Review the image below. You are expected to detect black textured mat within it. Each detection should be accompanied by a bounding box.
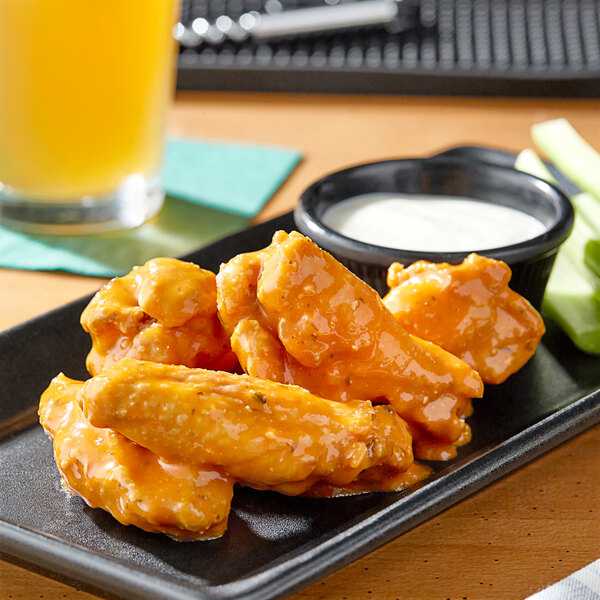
[176,0,600,96]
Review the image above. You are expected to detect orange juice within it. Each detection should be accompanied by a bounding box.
[0,0,179,201]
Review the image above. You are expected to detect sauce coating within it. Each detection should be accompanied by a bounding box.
[81,257,236,376]
[81,358,418,495]
[217,230,484,461]
[383,254,546,384]
[40,232,547,541]
[39,373,234,540]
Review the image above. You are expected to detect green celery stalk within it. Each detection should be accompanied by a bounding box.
[541,252,600,354]
[559,216,600,291]
[514,148,558,183]
[570,193,600,278]
[515,148,600,353]
[585,240,600,280]
[572,192,600,232]
[518,138,600,283]
[531,118,600,200]
[515,148,600,278]
[515,148,600,277]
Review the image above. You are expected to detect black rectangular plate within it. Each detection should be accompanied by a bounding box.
[2,148,600,600]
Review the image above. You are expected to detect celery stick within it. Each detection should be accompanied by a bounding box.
[531,118,600,200]
[515,149,597,275]
[516,148,600,353]
[516,148,600,284]
[571,193,600,279]
[559,215,600,289]
[514,148,558,184]
[542,252,600,354]
[516,148,600,237]
[571,192,600,235]
[585,240,600,280]
[559,213,591,267]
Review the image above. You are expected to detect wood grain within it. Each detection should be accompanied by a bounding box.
[2,92,600,600]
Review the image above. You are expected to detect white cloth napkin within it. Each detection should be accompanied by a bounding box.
[527,559,600,599]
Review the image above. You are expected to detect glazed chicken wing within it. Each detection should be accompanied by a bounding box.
[304,464,431,497]
[383,254,546,384]
[216,231,484,461]
[79,358,420,494]
[39,373,234,540]
[81,257,236,376]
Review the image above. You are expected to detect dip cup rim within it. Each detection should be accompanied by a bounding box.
[294,154,574,268]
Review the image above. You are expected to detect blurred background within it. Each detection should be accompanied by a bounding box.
[174,0,600,96]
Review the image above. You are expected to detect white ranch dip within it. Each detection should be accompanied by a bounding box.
[322,193,546,252]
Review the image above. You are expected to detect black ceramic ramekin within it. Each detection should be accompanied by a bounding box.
[294,153,574,309]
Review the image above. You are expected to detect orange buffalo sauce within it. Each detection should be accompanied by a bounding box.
[39,373,234,541]
[39,232,546,541]
[80,359,418,494]
[39,358,427,539]
[81,257,237,376]
[217,231,484,461]
[383,254,545,384]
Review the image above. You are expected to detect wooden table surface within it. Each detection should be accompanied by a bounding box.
[2,93,600,600]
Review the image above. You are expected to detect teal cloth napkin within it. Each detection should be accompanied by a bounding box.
[165,138,301,217]
[0,139,302,278]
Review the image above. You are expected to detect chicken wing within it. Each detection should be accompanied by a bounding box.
[81,257,236,376]
[383,254,545,384]
[216,231,484,461]
[39,373,234,540]
[303,463,432,497]
[79,358,420,493]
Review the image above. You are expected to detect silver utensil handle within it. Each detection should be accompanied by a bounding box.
[250,0,399,39]
[175,0,406,47]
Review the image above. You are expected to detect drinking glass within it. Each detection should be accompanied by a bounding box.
[0,0,180,234]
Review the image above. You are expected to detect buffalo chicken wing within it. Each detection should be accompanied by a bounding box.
[383,254,545,384]
[81,257,236,376]
[39,373,234,540]
[79,358,421,495]
[217,231,484,460]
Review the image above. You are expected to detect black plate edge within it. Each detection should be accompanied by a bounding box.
[246,387,600,600]
[1,386,599,600]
